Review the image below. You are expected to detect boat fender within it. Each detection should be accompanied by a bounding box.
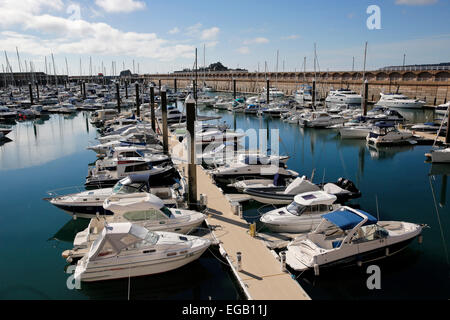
[418,235,423,244]
[385,247,390,256]
[313,263,320,276]
[357,260,363,267]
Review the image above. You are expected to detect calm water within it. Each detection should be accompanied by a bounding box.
[0,101,448,300]
[0,112,240,300]
[194,95,450,300]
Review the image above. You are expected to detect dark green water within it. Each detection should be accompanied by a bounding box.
[194,97,450,300]
[0,112,240,300]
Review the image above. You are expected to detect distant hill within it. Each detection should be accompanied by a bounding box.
[174,62,247,73]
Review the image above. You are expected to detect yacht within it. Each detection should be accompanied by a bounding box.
[339,124,373,139]
[376,93,425,109]
[326,89,362,106]
[299,112,344,128]
[0,106,18,120]
[260,191,341,233]
[428,147,450,163]
[262,87,285,99]
[63,194,205,261]
[366,122,414,146]
[244,176,361,205]
[294,85,313,104]
[85,161,175,189]
[90,109,118,126]
[285,206,423,272]
[46,173,185,218]
[73,222,210,282]
[211,155,298,185]
[435,102,449,116]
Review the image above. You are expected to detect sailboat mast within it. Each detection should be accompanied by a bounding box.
[51,53,57,87]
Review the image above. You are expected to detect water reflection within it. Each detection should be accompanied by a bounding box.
[0,113,97,170]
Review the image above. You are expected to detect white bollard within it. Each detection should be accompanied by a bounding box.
[280,251,287,272]
[236,252,242,271]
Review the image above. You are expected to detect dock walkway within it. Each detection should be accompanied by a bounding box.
[167,132,310,300]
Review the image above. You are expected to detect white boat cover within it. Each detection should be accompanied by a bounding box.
[283,176,320,195]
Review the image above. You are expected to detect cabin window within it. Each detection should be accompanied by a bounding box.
[160,206,173,218]
[124,163,150,172]
[124,209,169,221]
[287,202,306,216]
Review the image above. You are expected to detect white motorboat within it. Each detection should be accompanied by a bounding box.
[435,102,450,115]
[211,155,298,185]
[244,175,361,205]
[299,112,343,128]
[377,93,425,109]
[339,125,373,139]
[428,147,450,163]
[73,222,210,282]
[262,87,285,99]
[366,122,414,146]
[285,206,423,272]
[294,85,313,103]
[85,161,175,189]
[46,173,185,218]
[0,106,17,120]
[326,89,362,106]
[260,191,340,233]
[90,109,118,126]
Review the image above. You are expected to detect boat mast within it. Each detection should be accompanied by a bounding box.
[51,52,57,87]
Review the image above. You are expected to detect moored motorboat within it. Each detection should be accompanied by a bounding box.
[285,206,423,273]
[73,222,210,282]
[260,191,340,233]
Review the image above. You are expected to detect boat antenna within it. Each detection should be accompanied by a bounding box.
[375,194,380,221]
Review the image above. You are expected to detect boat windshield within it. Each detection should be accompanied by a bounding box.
[112,182,143,194]
[286,201,306,216]
[160,206,173,218]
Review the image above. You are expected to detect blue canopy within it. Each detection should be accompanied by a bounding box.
[322,209,378,230]
[374,121,395,128]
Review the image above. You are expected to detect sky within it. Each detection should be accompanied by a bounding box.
[0,0,449,75]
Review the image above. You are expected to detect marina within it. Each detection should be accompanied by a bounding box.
[0,80,449,300]
[0,0,449,304]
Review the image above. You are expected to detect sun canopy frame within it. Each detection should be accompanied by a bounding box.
[322,208,377,230]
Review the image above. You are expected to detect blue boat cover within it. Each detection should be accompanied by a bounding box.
[322,209,378,230]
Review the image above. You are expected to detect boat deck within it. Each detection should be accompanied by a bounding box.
[166,128,310,300]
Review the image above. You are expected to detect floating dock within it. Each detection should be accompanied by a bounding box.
[166,129,310,300]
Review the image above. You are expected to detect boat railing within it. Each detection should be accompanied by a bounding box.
[257,203,279,218]
[46,185,88,198]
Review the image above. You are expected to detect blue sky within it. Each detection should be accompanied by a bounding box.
[0,0,449,75]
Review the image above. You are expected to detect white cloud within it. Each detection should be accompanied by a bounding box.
[201,27,220,40]
[205,41,218,48]
[95,0,146,13]
[237,46,250,54]
[185,23,203,37]
[0,1,194,61]
[168,27,180,34]
[281,35,300,40]
[243,37,269,45]
[395,0,438,5]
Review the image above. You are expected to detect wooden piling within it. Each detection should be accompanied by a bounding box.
[161,87,169,154]
[150,85,156,132]
[135,82,140,118]
[116,82,121,113]
[363,80,369,116]
[28,83,33,105]
[186,95,197,209]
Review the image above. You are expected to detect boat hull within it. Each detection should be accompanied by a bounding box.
[75,245,209,282]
